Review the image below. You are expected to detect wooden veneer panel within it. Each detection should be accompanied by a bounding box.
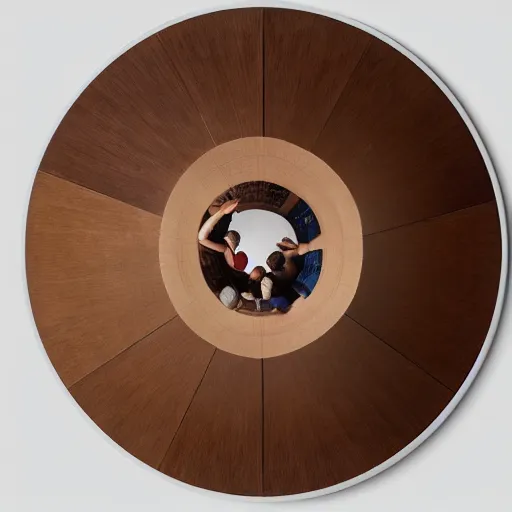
[159,137,363,359]
[158,9,263,144]
[264,8,370,148]
[26,8,503,498]
[313,38,495,234]
[347,201,502,390]
[159,350,262,496]
[39,33,214,215]
[26,172,175,387]
[70,318,215,469]
[263,315,453,496]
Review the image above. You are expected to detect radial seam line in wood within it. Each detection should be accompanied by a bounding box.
[37,171,165,220]
[156,348,218,469]
[260,357,265,495]
[363,200,496,238]
[262,7,266,137]
[345,315,456,393]
[68,315,178,390]
[155,33,218,146]
[309,37,373,152]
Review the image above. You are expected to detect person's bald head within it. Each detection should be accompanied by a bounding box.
[249,265,266,281]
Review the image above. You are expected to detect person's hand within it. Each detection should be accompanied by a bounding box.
[297,242,311,255]
[276,238,297,251]
[220,199,239,214]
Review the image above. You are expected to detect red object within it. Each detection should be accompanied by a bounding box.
[233,251,248,271]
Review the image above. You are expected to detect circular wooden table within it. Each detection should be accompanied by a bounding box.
[160,137,363,358]
[25,7,505,499]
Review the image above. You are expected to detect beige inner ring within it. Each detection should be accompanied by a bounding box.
[159,137,363,358]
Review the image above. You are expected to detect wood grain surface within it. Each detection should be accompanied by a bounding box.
[26,7,504,497]
[70,318,215,469]
[39,34,214,215]
[313,38,495,234]
[263,315,453,496]
[264,8,370,148]
[159,350,263,496]
[347,201,502,390]
[158,9,263,144]
[159,137,363,359]
[26,172,175,387]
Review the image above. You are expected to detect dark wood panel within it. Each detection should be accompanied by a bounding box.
[26,172,175,387]
[263,316,453,496]
[264,8,370,148]
[347,201,502,390]
[158,9,263,144]
[70,319,215,469]
[40,33,214,215]
[160,350,262,496]
[313,38,495,234]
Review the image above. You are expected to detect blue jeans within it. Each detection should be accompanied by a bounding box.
[286,200,321,243]
[269,296,291,311]
[294,250,323,298]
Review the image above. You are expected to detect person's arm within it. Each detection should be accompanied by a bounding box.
[261,276,273,300]
[276,238,300,259]
[277,233,324,259]
[207,204,221,216]
[298,233,324,256]
[198,199,239,253]
[298,233,323,255]
[282,247,299,259]
[198,238,227,253]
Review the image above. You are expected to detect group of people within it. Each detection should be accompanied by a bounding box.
[198,198,322,313]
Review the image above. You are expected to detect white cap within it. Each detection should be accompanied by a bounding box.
[219,286,240,310]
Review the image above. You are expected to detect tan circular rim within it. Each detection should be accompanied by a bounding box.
[159,137,363,358]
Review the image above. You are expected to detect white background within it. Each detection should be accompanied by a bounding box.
[230,210,298,272]
[3,0,512,510]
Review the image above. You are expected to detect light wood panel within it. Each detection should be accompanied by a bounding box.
[40,33,214,215]
[263,316,453,496]
[264,8,370,148]
[313,38,495,234]
[158,9,263,144]
[159,350,262,496]
[347,201,502,390]
[70,318,215,469]
[26,172,175,387]
[159,137,363,359]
